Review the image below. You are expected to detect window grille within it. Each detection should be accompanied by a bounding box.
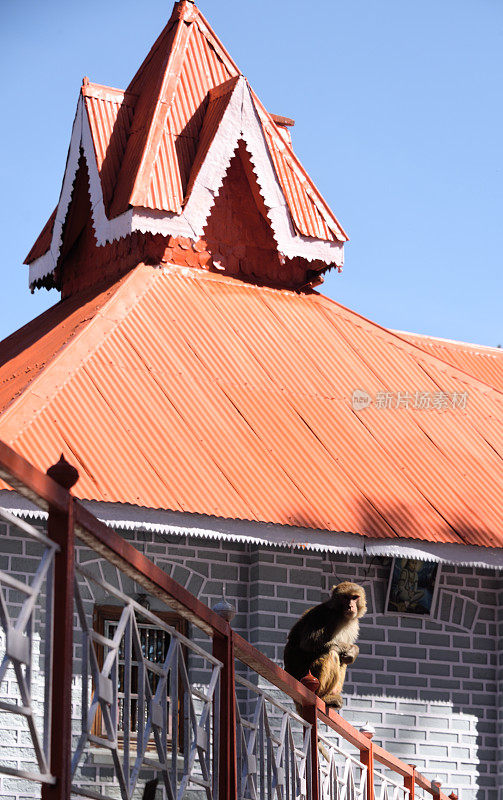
[104,619,173,735]
[92,605,187,744]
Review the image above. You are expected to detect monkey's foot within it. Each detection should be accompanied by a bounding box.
[322,693,343,709]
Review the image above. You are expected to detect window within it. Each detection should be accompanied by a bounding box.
[92,604,187,745]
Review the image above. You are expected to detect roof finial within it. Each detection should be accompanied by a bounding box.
[46,453,79,490]
[212,587,236,623]
[175,1,197,22]
[82,76,90,87]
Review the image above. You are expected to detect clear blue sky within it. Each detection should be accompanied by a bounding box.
[1,0,501,345]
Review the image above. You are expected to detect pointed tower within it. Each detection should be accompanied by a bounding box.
[25,0,347,298]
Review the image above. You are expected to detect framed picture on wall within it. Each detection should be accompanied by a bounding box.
[385,558,440,615]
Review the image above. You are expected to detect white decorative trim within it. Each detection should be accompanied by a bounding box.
[0,493,362,554]
[28,96,134,285]
[81,107,134,244]
[364,538,503,569]
[29,97,83,285]
[29,79,344,285]
[1,492,503,568]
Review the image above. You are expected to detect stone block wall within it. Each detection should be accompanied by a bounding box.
[0,518,501,800]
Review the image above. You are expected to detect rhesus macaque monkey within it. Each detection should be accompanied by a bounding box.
[283,582,366,710]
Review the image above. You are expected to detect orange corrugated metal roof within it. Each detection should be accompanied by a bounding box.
[253,95,345,242]
[394,330,503,393]
[0,277,126,414]
[26,0,346,268]
[1,263,502,548]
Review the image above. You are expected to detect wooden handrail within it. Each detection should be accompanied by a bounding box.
[373,742,414,776]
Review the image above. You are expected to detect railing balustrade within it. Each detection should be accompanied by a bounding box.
[71,562,221,800]
[373,771,410,800]
[235,674,310,800]
[0,442,455,800]
[317,732,367,800]
[0,508,58,787]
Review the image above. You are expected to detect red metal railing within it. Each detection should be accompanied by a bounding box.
[0,440,455,800]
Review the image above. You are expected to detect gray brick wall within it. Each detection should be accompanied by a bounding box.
[0,519,501,800]
[497,585,503,800]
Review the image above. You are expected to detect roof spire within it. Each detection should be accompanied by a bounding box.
[25,0,346,292]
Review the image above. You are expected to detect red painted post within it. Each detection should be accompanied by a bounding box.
[42,455,79,800]
[359,726,374,800]
[300,673,320,800]
[213,627,237,800]
[404,765,416,800]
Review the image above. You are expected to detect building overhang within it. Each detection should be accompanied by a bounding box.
[2,492,503,570]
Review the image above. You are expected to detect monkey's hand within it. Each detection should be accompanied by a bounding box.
[338,644,359,665]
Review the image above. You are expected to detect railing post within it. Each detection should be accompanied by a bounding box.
[301,673,320,800]
[404,765,416,800]
[42,455,79,800]
[213,626,237,800]
[359,724,374,800]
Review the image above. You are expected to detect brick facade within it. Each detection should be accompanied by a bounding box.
[0,518,500,800]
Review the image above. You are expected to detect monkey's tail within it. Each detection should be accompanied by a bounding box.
[318,741,331,762]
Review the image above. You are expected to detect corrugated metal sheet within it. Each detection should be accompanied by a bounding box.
[145,127,184,213]
[263,124,338,242]
[83,86,136,213]
[1,264,502,548]
[0,279,125,413]
[394,331,503,393]
[145,19,236,212]
[252,93,347,243]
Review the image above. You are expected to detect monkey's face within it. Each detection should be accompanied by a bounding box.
[331,582,367,619]
[341,593,360,619]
